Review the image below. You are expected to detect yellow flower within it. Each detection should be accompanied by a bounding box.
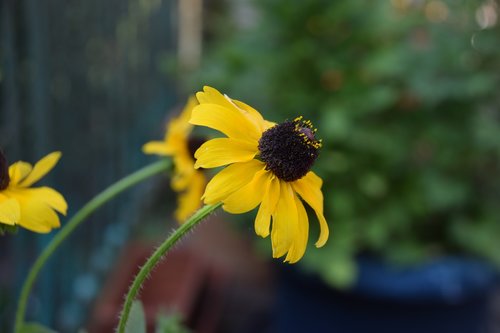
[0,151,68,233]
[190,86,329,263]
[143,96,206,222]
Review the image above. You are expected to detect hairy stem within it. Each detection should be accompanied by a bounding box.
[116,203,222,333]
[14,159,171,333]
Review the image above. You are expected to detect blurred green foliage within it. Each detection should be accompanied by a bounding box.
[155,312,191,333]
[188,0,500,287]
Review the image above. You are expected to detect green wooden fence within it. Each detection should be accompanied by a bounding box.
[0,0,178,331]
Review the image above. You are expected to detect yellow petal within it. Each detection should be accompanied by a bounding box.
[292,172,329,247]
[175,171,205,222]
[17,198,61,233]
[144,96,197,157]
[196,86,237,110]
[232,99,276,132]
[196,86,274,134]
[0,195,20,225]
[18,152,61,187]
[190,104,261,142]
[8,162,33,185]
[254,174,280,238]
[175,95,198,133]
[284,195,309,263]
[222,170,268,214]
[171,156,195,191]
[142,141,173,156]
[194,138,258,169]
[165,113,194,142]
[271,181,297,259]
[203,160,265,204]
[24,187,68,215]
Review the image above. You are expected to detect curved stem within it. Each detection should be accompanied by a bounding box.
[116,203,222,333]
[14,159,171,333]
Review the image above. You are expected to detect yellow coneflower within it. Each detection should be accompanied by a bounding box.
[143,96,206,222]
[190,86,329,263]
[0,151,67,233]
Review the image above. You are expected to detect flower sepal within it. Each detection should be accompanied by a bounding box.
[0,223,19,236]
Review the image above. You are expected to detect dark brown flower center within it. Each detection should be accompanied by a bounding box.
[0,150,10,190]
[258,116,321,182]
[188,136,206,160]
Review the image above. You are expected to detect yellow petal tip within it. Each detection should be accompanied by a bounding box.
[314,238,328,248]
[49,151,62,158]
[256,231,270,238]
[47,151,62,164]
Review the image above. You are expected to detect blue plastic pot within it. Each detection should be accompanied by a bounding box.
[275,257,498,333]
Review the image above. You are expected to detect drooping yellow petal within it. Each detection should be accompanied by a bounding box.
[190,104,262,142]
[142,141,173,156]
[254,174,280,238]
[0,195,20,225]
[8,162,32,185]
[222,170,268,214]
[271,181,298,259]
[292,171,329,247]
[18,152,61,187]
[284,195,309,263]
[194,138,258,169]
[22,187,68,215]
[175,171,205,222]
[203,159,265,204]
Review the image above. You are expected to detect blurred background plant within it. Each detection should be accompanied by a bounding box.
[183,0,500,288]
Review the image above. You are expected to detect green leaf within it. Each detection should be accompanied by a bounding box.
[20,323,57,333]
[125,300,146,333]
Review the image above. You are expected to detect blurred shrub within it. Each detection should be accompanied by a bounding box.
[188,0,500,287]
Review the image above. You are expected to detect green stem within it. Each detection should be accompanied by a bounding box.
[116,203,222,333]
[14,159,171,333]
